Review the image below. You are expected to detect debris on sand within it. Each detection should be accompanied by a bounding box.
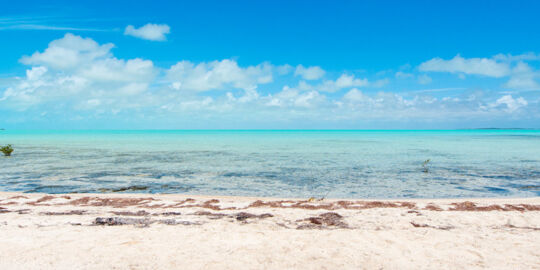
[297,212,348,229]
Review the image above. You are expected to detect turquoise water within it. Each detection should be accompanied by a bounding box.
[0,130,539,198]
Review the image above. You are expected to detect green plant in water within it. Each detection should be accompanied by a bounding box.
[422,159,431,173]
[1,144,14,156]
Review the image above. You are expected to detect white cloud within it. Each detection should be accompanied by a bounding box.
[166,59,273,92]
[276,64,293,75]
[26,66,47,80]
[419,55,510,77]
[265,86,326,108]
[343,88,367,102]
[492,52,540,62]
[2,33,156,111]
[2,33,538,126]
[299,74,372,92]
[371,78,389,88]
[490,95,527,112]
[505,77,539,90]
[124,23,170,41]
[80,58,154,82]
[418,74,432,85]
[503,62,540,90]
[294,65,325,80]
[395,71,413,79]
[20,33,113,69]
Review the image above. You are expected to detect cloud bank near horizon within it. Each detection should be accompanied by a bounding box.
[1,33,539,128]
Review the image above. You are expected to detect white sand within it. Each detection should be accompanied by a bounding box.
[0,192,539,269]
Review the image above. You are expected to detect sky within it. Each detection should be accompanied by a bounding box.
[1,0,539,129]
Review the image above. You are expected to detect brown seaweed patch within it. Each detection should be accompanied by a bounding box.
[111,210,150,216]
[190,211,273,221]
[407,210,422,216]
[411,222,454,230]
[26,195,57,206]
[423,204,443,211]
[199,199,237,210]
[248,200,416,211]
[158,219,201,226]
[93,217,153,227]
[172,199,237,211]
[192,211,228,219]
[504,224,540,231]
[0,202,17,206]
[158,212,182,216]
[93,217,201,227]
[16,209,31,214]
[40,210,86,215]
[514,204,540,211]
[235,212,273,221]
[66,197,155,208]
[449,202,540,211]
[8,195,28,200]
[297,212,348,229]
[36,195,56,203]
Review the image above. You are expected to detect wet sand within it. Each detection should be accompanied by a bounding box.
[0,192,539,269]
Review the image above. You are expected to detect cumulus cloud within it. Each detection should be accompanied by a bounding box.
[299,74,375,92]
[1,33,539,127]
[503,62,540,90]
[294,65,325,80]
[124,23,170,41]
[395,71,413,79]
[489,95,528,112]
[492,52,540,62]
[266,86,326,108]
[417,74,432,85]
[419,55,510,77]
[276,64,293,75]
[166,59,273,91]
[2,33,156,111]
[20,33,114,69]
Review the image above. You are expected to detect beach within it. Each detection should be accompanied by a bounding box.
[0,192,538,269]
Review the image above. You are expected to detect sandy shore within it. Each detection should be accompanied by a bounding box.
[0,192,539,269]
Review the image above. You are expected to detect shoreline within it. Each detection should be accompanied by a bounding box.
[1,192,539,269]
[2,191,539,203]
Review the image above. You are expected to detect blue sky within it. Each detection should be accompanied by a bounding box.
[1,0,539,129]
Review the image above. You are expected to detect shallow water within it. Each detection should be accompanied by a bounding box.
[1,130,539,198]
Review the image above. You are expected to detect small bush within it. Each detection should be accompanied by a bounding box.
[1,145,14,156]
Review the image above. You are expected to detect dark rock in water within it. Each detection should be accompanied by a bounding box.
[93,217,153,227]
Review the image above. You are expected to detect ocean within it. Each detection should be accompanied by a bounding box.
[1,130,539,198]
